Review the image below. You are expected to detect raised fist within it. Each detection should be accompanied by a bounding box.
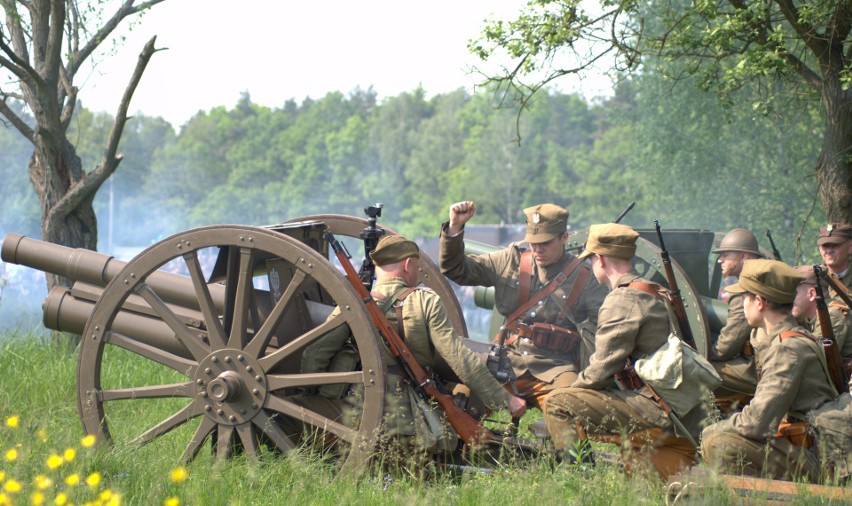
[448,201,476,235]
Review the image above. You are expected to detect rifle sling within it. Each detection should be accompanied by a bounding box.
[779,330,840,398]
[372,286,418,341]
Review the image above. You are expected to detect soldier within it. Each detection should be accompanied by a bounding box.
[544,224,708,479]
[300,234,526,463]
[438,201,608,414]
[708,228,763,410]
[791,265,852,364]
[701,260,837,482]
[818,223,852,297]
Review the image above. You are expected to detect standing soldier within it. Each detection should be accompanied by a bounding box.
[544,224,708,478]
[818,223,852,297]
[439,201,608,414]
[701,260,837,482]
[708,228,763,411]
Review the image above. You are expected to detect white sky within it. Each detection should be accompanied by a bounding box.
[76,0,615,127]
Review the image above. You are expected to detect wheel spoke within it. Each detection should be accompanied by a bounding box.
[100,382,195,401]
[106,331,197,377]
[227,247,255,349]
[258,311,347,371]
[180,416,217,463]
[264,394,356,443]
[135,283,210,361]
[183,251,227,350]
[129,401,205,447]
[267,371,363,391]
[252,410,296,451]
[216,424,235,459]
[235,422,259,459]
[244,269,308,358]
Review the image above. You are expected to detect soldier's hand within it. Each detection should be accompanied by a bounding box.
[448,201,475,235]
[508,395,527,419]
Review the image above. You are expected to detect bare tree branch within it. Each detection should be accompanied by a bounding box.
[0,97,34,142]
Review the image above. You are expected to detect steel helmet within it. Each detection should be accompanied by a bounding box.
[712,228,761,256]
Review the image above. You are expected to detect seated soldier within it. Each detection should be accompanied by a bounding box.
[544,224,709,480]
[298,234,525,466]
[701,260,838,482]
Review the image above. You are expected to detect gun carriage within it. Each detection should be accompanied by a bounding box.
[1,212,738,471]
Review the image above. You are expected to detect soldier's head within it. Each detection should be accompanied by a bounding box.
[523,203,569,267]
[817,223,852,274]
[725,259,802,327]
[791,265,819,322]
[578,223,639,287]
[370,234,420,286]
[713,228,762,278]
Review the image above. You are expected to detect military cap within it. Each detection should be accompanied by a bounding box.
[578,223,640,260]
[724,259,803,304]
[369,234,419,266]
[524,203,569,243]
[817,223,852,246]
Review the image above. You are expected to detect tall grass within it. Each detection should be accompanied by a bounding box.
[0,334,843,505]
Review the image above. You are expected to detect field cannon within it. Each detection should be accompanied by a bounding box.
[1,215,475,473]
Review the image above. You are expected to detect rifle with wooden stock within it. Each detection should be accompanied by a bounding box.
[653,220,697,350]
[766,230,782,261]
[812,265,849,393]
[324,231,494,445]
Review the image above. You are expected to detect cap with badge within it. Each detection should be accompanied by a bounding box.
[369,234,420,266]
[724,259,803,304]
[578,223,640,260]
[817,223,852,246]
[524,203,569,243]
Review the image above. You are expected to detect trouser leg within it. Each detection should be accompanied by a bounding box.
[507,370,578,414]
[701,427,821,481]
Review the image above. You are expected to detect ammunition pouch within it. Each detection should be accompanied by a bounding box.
[614,366,645,391]
[516,322,581,354]
[775,421,814,449]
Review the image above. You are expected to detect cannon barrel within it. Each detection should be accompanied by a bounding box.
[1,232,225,313]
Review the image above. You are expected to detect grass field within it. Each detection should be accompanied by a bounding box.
[0,332,846,505]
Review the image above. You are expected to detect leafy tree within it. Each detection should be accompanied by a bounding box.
[470,0,852,222]
[0,0,166,287]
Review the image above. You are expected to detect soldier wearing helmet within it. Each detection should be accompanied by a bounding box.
[709,228,763,412]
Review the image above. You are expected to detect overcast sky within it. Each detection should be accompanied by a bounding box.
[76,0,614,127]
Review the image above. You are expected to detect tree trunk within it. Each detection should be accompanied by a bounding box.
[816,81,852,224]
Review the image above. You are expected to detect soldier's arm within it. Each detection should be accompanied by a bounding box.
[709,293,752,361]
[438,222,510,287]
[300,308,352,374]
[572,289,638,389]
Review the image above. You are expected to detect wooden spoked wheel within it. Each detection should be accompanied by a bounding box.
[77,226,385,472]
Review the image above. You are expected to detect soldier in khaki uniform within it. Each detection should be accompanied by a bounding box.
[701,260,838,482]
[818,223,852,298]
[300,235,526,460]
[544,224,708,479]
[792,265,852,364]
[439,201,608,414]
[708,228,763,410]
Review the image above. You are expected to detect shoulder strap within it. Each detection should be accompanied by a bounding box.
[518,250,534,306]
[372,286,418,340]
[627,281,663,300]
[502,255,586,331]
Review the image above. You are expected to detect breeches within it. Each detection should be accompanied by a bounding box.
[506,370,578,413]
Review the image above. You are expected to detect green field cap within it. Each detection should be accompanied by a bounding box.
[524,203,568,243]
[724,259,803,304]
[817,223,852,246]
[369,234,419,266]
[578,223,639,260]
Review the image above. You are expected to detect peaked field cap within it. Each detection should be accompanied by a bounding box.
[817,223,852,246]
[524,203,569,243]
[724,259,803,304]
[578,223,640,260]
[369,234,419,266]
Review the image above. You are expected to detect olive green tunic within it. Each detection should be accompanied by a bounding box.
[811,301,852,359]
[301,276,511,443]
[439,222,608,381]
[709,293,758,396]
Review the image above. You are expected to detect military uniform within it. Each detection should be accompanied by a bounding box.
[545,224,708,479]
[300,236,511,455]
[818,223,852,299]
[439,204,607,410]
[701,260,838,482]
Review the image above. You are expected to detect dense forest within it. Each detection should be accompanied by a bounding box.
[0,73,826,263]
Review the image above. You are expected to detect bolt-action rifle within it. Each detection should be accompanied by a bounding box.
[357,203,386,290]
[325,231,494,445]
[813,265,852,392]
[614,202,635,224]
[766,230,782,261]
[654,220,697,350]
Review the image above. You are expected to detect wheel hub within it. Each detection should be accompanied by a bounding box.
[196,349,267,425]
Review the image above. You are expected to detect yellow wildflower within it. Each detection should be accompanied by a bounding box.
[2,479,22,493]
[0,471,4,481]
[80,435,96,448]
[85,472,101,489]
[104,492,122,506]
[168,466,188,484]
[31,491,46,505]
[55,492,68,505]
[4,448,17,462]
[63,448,76,462]
[164,497,180,506]
[65,473,80,486]
[46,454,63,470]
[4,416,18,429]
[0,493,10,506]
[34,474,53,490]
[37,429,48,442]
